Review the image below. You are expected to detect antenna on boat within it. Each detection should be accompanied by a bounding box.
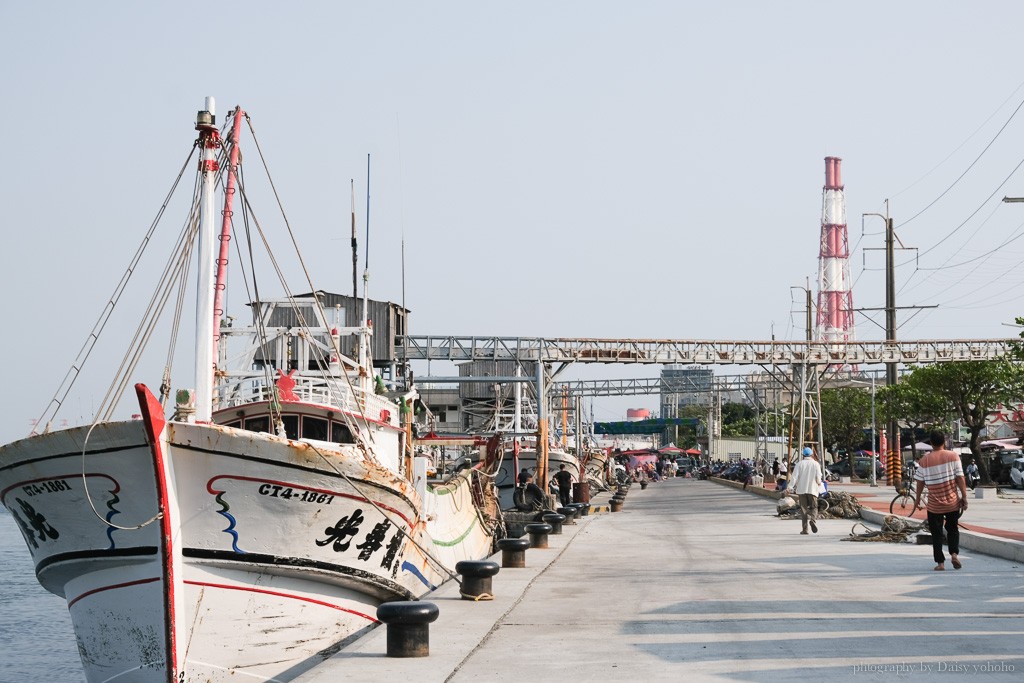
[351,179,357,299]
[359,154,371,375]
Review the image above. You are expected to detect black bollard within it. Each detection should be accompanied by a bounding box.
[542,512,566,535]
[576,502,590,517]
[610,498,623,512]
[376,601,439,658]
[455,560,500,600]
[525,522,552,548]
[497,537,530,568]
[557,506,577,525]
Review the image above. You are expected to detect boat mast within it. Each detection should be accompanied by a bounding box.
[359,155,371,394]
[212,107,244,394]
[351,179,358,299]
[194,97,219,422]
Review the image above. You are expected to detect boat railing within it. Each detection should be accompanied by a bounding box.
[215,374,365,414]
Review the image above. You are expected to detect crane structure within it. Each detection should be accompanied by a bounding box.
[816,156,856,346]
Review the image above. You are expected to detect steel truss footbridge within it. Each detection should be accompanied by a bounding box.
[400,336,1019,366]
[403,335,1021,466]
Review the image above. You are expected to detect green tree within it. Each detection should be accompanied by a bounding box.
[820,387,872,480]
[901,360,1024,486]
[876,380,948,464]
[667,404,706,449]
[721,402,756,438]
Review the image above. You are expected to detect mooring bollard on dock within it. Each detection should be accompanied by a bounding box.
[557,506,577,524]
[497,537,530,568]
[525,522,552,548]
[376,601,439,658]
[610,497,624,512]
[455,560,500,600]
[542,511,565,534]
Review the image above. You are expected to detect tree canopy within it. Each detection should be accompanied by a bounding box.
[819,387,872,477]
[897,360,1024,485]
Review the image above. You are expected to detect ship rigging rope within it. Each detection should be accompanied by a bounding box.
[306,442,461,585]
[33,144,198,434]
[99,184,202,421]
[234,159,370,454]
[231,155,285,429]
[240,114,379,455]
[79,422,163,530]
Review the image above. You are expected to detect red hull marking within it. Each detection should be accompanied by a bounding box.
[206,474,415,528]
[183,580,378,623]
[1,472,119,502]
[67,576,161,609]
[135,384,178,677]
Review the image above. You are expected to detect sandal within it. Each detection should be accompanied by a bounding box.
[951,557,962,570]
[934,565,945,571]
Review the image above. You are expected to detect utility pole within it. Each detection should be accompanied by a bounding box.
[884,209,899,486]
[861,203,932,486]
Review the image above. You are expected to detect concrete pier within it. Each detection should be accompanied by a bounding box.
[295,478,1024,682]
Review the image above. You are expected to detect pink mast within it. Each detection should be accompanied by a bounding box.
[212,107,245,365]
[816,157,855,348]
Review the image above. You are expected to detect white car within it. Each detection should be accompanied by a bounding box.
[1010,457,1024,489]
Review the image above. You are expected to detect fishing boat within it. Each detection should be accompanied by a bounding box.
[582,446,613,491]
[498,441,580,509]
[0,100,501,682]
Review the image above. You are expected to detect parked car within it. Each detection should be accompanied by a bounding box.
[827,456,884,479]
[674,456,697,474]
[984,448,1023,485]
[1008,457,1024,489]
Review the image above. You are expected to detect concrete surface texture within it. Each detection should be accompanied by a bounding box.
[296,478,1024,683]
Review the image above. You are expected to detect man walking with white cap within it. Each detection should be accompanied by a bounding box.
[789,447,823,534]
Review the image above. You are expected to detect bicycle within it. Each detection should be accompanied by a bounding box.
[890,484,927,518]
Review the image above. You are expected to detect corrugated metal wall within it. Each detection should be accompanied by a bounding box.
[254,291,408,369]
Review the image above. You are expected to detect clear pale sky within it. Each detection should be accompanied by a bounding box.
[3,2,1024,445]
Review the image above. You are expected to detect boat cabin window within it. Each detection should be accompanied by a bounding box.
[303,416,329,441]
[244,415,271,433]
[282,415,299,440]
[223,420,241,429]
[332,422,354,444]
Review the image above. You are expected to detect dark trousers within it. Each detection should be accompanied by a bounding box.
[558,485,571,506]
[926,509,961,564]
[797,493,818,532]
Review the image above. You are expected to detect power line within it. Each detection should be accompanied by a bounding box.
[899,90,1024,229]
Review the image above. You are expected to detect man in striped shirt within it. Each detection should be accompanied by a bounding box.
[912,430,968,571]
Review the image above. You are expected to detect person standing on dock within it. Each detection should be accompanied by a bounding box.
[553,464,574,507]
[789,447,822,534]
[913,430,968,571]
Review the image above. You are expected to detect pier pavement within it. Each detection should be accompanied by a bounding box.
[296,478,1024,683]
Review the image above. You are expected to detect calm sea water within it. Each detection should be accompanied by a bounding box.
[0,507,84,682]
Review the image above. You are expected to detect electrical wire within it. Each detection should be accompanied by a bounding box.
[898,91,1024,229]
[890,78,1024,204]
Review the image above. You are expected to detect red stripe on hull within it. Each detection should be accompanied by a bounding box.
[67,577,161,609]
[183,580,379,622]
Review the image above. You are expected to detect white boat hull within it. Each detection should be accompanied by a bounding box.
[495,448,579,509]
[0,405,497,681]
